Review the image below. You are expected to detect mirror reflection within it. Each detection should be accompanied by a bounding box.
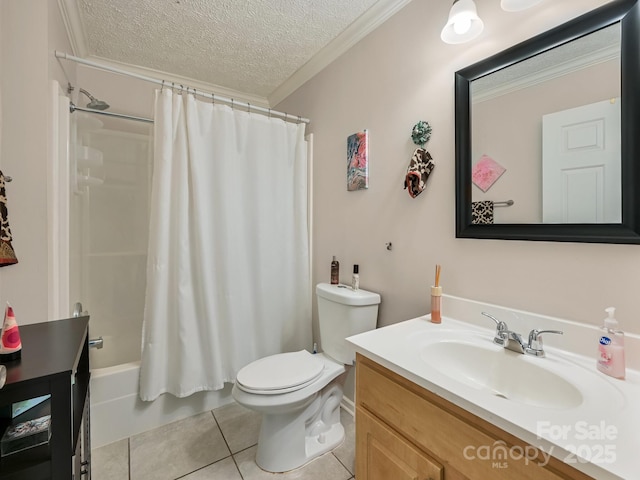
[470,23,621,224]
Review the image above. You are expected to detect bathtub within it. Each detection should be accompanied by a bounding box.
[90,361,234,448]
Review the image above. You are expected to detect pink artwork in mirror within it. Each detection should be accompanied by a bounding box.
[472,154,506,192]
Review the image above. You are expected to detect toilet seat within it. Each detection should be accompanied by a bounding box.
[236,350,325,395]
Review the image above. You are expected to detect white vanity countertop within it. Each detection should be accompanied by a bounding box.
[347,307,640,480]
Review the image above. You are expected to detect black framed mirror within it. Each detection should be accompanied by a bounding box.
[455,0,640,243]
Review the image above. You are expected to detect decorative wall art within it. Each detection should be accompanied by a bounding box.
[347,130,369,191]
[411,120,432,148]
[404,121,435,198]
[404,149,435,198]
[472,154,506,192]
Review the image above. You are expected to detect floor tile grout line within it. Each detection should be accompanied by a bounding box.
[331,451,354,477]
[128,413,234,480]
[231,442,258,456]
[230,453,245,480]
[173,458,230,480]
[172,453,237,480]
[210,408,246,479]
[210,409,233,455]
[171,410,239,479]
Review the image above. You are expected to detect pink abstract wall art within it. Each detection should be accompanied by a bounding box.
[347,130,369,191]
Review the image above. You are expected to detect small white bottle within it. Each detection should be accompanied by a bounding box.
[352,264,359,291]
[596,307,625,379]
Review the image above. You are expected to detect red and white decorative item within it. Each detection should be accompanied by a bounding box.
[0,303,21,362]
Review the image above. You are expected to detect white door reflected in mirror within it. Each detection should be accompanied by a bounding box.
[542,98,621,223]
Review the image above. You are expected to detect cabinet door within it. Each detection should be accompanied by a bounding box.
[357,408,443,480]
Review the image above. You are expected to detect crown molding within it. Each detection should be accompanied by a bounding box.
[57,0,88,57]
[80,55,271,108]
[472,45,619,103]
[268,0,413,107]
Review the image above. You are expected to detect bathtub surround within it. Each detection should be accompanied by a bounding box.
[140,89,311,401]
[71,111,153,371]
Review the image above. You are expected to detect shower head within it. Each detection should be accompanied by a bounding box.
[79,88,110,111]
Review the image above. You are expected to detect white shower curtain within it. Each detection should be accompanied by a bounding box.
[139,89,311,401]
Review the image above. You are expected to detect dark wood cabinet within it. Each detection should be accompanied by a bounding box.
[0,316,90,480]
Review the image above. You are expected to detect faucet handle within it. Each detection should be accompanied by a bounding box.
[526,329,563,357]
[481,312,508,346]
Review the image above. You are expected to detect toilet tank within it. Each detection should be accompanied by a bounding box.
[316,283,381,364]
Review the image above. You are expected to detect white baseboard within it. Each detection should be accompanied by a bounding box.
[341,396,355,418]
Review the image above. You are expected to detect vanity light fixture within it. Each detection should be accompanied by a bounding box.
[501,0,543,12]
[441,0,484,44]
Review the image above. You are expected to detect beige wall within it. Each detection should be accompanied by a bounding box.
[276,0,640,339]
[0,0,75,325]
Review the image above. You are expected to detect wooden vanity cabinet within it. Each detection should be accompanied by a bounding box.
[355,354,594,480]
[357,407,443,480]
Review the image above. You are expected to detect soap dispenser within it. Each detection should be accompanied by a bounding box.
[597,307,625,379]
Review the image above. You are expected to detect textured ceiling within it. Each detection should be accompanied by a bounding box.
[68,0,400,103]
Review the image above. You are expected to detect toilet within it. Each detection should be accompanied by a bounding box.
[231,282,380,472]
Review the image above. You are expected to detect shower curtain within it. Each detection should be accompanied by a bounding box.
[140,89,311,401]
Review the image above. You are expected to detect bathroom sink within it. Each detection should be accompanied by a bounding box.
[348,312,637,480]
[418,334,583,409]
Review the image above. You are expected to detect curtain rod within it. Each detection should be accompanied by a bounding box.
[55,51,311,124]
[70,103,154,124]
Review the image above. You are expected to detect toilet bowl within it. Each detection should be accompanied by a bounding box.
[232,283,380,473]
[232,352,346,472]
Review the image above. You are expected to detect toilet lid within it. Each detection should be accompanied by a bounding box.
[236,350,324,394]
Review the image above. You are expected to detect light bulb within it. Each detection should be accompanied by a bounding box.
[441,0,484,44]
[453,17,472,35]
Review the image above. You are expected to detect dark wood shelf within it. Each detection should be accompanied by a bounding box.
[0,316,90,480]
[0,444,50,480]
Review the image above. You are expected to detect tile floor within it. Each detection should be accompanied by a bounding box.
[91,402,355,480]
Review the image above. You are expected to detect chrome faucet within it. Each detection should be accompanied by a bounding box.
[481,312,508,346]
[481,312,563,357]
[525,329,563,357]
[502,330,527,354]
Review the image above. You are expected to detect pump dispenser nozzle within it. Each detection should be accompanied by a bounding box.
[604,307,618,329]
